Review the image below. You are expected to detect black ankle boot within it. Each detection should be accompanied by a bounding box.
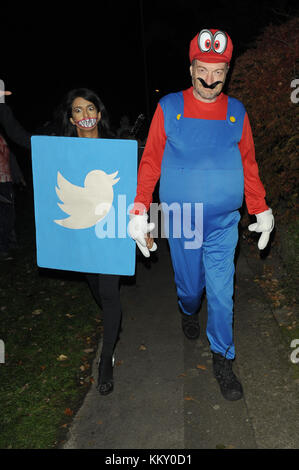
[212,352,243,401]
[181,313,200,339]
[97,355,114,396]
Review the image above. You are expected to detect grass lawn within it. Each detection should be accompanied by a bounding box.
[0,187,103,449]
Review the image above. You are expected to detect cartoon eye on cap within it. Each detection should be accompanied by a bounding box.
[198,29,213,52]
[198,29,228,54]
[189,29,233,64]
[213,31,227,54]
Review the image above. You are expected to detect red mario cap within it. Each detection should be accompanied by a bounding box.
[189,29,233,64]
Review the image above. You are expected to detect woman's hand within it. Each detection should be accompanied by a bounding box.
[145,233,155,250]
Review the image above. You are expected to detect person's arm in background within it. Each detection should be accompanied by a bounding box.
[0,103,31,149]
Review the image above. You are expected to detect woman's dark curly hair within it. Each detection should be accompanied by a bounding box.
[56,88,113,138]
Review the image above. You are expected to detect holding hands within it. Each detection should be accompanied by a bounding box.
[128,213,157,258]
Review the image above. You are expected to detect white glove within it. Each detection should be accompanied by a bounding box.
[248,208,274,250]
[128,213,157,258]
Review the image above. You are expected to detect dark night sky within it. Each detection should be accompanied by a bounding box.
[1,0,298,132]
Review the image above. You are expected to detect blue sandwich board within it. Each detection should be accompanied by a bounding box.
[31,136,137,275]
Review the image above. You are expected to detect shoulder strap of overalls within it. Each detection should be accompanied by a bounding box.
[159,92,184,137]
[226,96,247,142]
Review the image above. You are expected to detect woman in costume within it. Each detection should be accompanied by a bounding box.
[57,88,156,395]
[58,88,119,395]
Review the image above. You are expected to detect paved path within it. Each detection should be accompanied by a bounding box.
[63,238,299,450]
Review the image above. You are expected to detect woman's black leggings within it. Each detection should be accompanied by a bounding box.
[86,273,122,357]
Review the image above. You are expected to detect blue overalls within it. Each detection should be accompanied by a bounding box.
[159,92,246,359]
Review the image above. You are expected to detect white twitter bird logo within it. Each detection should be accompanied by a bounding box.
[54,169,120,229]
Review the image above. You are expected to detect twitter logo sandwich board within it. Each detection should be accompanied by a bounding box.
[31,136,137,275]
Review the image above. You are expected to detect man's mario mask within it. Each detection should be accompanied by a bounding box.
[189,29,233,64]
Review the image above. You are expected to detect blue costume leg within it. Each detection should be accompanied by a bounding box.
[166,209,205,316]
[203,210,240,360]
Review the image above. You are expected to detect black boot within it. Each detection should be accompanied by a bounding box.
[97,355,114,396]
[182,313,200,339]
[212,352,243,401]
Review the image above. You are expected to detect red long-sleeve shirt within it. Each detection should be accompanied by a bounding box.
[134,87,268,215]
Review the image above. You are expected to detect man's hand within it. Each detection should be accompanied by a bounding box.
[248,208,274,250]
[128,213,157,258]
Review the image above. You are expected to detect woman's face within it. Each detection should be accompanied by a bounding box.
[70,97,101,134]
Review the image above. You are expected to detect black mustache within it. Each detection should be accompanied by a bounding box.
[198,78,223,89]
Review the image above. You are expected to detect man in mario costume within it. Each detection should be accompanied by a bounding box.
[129,29,274,401]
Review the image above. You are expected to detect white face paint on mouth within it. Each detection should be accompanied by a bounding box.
[76,118,97,129]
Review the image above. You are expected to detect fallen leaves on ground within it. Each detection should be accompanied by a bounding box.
[32,309,42,315]
[19,383,29,393]
[254,266,286,307]
[57,354,68,361]
[184,395,201,404]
